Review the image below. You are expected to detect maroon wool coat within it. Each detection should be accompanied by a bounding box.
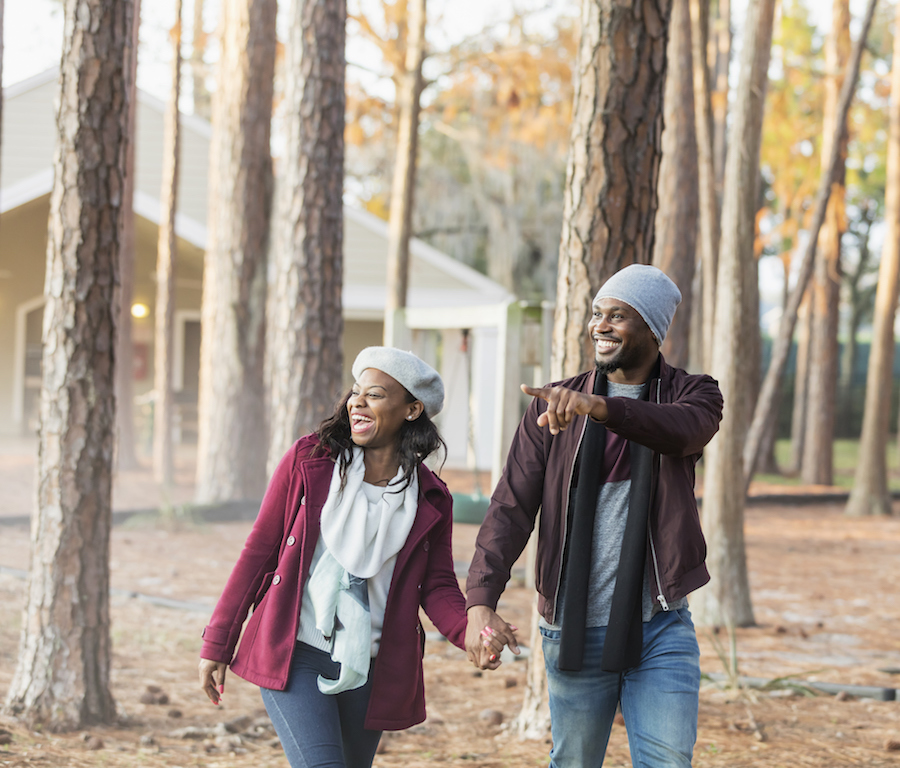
[200,435,468,731]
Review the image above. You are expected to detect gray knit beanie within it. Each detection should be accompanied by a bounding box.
[351,347,445,418]
[593,264,682,345]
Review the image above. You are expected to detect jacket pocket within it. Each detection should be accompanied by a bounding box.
[254,571,275,608]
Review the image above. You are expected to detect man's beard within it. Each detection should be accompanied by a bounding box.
[595,359,621,376]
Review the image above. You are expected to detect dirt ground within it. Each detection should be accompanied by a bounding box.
[0,454,899,767]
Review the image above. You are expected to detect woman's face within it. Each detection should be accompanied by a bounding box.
[347,368,423,450]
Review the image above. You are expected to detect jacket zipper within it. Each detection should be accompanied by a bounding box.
[552,411,590,622]
[647,376,669,611]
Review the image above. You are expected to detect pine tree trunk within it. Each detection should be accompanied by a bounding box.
[711,0,730,195]
[789,294,811,474]
[4,0,132,730]
[654,0,697,370]
[520,0,673,734]
[691,0,776,629]
[553,0,673,378]
[801,0,850,486]
[266,0,346,470]
[742,0,878,485]
[115,0,141,470]
[384,0,426,345]
[195,0,275,504]
[845,0,900,517]
[690,0,721,371]
[153,0,183,488]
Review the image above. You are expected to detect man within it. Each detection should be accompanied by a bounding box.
[465,264,723,767]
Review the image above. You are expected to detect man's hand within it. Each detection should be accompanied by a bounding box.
[466,605,520,670]
[521,383,608,435]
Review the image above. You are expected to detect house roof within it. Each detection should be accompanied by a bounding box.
[1,69,513,317]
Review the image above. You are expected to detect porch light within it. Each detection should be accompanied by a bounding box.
[131,303,150,319]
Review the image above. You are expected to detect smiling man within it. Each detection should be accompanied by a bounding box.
[465,264,724,768]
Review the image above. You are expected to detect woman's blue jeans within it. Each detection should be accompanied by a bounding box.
[541,607,701,768]
[260,642,382,768]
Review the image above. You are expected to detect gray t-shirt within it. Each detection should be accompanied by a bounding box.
[545,381,686,630]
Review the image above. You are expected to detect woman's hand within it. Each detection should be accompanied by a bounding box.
[199,658,228,705]
[465,605,519,670]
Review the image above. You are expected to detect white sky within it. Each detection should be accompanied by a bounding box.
[3,0,576,99]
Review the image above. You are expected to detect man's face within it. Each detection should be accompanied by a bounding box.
[587,298,659,381]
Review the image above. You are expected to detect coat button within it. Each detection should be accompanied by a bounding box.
[272,575,281,585]
[300,496,306,505]
[423,541,430,552]
[286,536,296,546]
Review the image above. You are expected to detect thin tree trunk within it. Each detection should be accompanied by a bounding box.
[789,293,811,473]
[692,0,776,629]
[195,0,276,504]
[4,0,133,730]
[845,0,900,517]
[690,0,720,371]
[266,0,346,470]
[153,0,183,488]
[711,0,730,195]
[384,0,426,346]
[191,0,210,119]
[743,0,878,486]
[654,0,697,369]
[116,0,141,470]
[802,0,850,486]
[552,0,673,378]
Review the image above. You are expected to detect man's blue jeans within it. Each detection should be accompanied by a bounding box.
[541,607,701,768]
[260,642,382,768]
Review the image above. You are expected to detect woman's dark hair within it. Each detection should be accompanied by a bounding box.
[315,387,446,491]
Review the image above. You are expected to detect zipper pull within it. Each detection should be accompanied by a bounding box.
[657,594,669,611]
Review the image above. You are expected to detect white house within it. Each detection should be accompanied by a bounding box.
[0,69,547,476]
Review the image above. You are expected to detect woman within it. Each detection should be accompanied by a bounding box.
[198,347,503,768]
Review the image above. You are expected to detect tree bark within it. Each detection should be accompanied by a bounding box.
[520,0,673,734]
[195,0,276,504]
[788,292,811,473]
[654,0,697,370]
[553,0,673,378]
[801,0,850,486]
[115,0,141,471]
[689,0,720,370]
[711,0,730,195]
[4,0,133,730]
[742,0,879,486]
[266,0,346,471]
[845,0,900,517]
[384,0,426,345]
[692,0,776,628]
[191,0,211,119]
[153,0,183,488]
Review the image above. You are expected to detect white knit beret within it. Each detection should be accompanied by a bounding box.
[351,346,445,418]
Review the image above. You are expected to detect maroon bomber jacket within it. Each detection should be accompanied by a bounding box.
[465,354,724,625]
[200,435,468,731]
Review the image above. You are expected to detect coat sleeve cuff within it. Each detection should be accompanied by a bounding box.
[464,586,501,612]
[200,625,233,663]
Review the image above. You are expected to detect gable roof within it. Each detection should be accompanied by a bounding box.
[1,69,513,315]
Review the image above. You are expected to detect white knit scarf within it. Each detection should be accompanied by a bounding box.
[308,447,418,694]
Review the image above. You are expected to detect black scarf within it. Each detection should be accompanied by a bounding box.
[557,360,658,673]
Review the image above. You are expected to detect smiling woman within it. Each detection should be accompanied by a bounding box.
[197,346,498,768]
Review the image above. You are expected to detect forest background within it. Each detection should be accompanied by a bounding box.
[1,0,900,751]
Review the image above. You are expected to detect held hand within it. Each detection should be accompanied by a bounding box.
[465,605,520,671]
[199,658,228,705]
[521,384,607,435]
